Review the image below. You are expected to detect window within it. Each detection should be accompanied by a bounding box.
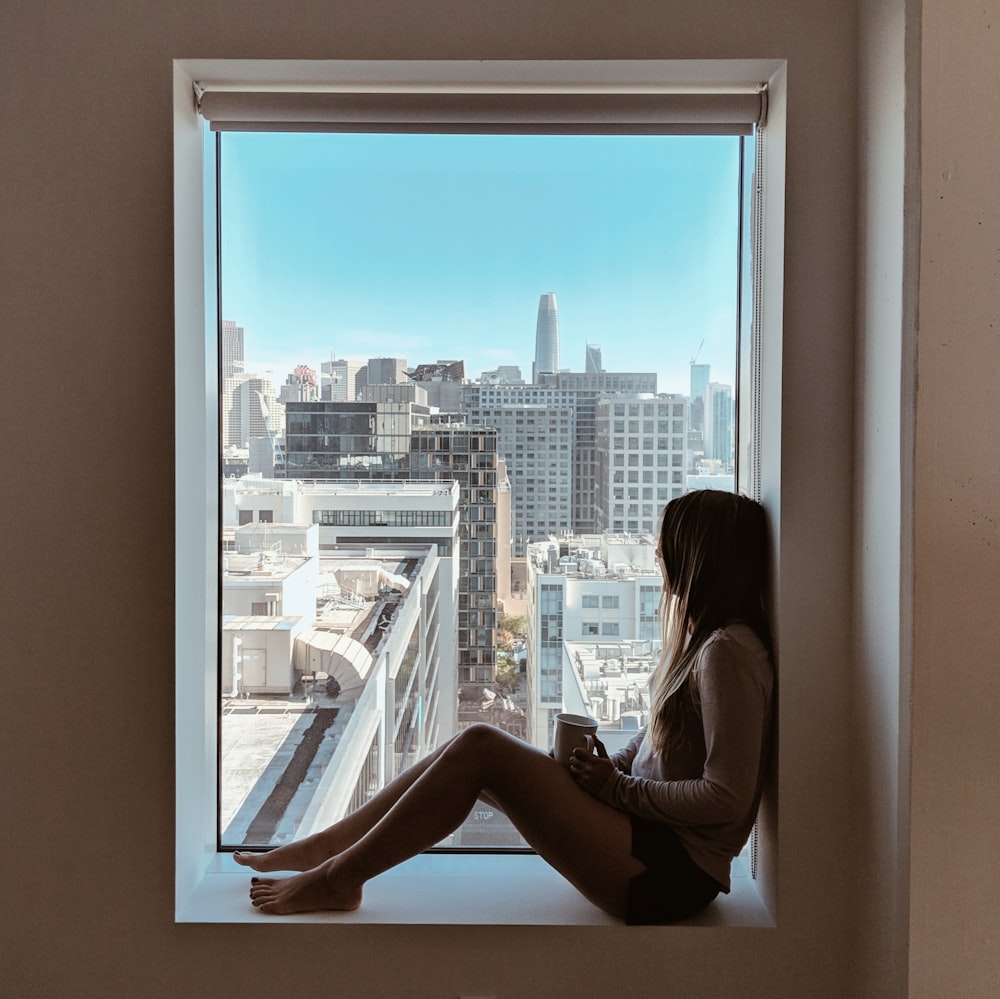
[218,122,745,844]
[177,57,782,923]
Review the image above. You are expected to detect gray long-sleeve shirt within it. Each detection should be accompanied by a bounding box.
[596,623,774,891]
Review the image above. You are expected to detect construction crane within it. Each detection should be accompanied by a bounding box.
[690,339,705,366]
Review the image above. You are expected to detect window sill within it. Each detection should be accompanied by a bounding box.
[177,852,775,926]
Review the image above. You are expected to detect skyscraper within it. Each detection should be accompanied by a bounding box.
[531,293,560,383]
[278,364,319,404]
[465,370,658,550]
[689,361,710,435]
[534,370,657,535]
[585,343,602,374]
[690,362,710,400]
[594,394,688,534]
[462,382,574,555]
[321,357,365,402]
[222,320,244,380]
[224,375,282,448]
[410,424,502,686]
[281,400,503,688]
[704,382,734,466]
[366,356,408,385]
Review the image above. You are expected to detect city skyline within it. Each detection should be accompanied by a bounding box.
[220,131,744,395]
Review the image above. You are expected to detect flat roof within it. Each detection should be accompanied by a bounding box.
[223,615,301,632]
[221,548,426,846]
[294,480,458,497]
[223,551,312,581]
[316,553,419,648]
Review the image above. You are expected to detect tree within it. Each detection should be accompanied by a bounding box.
[494,651,519,695]
[498,613,527,648]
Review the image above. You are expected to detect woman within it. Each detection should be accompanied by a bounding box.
[238,490,775,923]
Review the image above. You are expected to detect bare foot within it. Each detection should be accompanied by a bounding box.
[248,863,363,915]
[233,837,337,873]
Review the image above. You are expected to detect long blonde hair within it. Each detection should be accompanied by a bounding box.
[647,491,771,756]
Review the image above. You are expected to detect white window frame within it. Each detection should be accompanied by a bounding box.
[174,58,786,925]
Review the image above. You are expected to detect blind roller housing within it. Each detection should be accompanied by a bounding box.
[197,90,764,135]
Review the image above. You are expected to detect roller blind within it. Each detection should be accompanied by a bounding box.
[196,89,765,135]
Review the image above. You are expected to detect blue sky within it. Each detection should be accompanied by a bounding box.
[221,131,744,396]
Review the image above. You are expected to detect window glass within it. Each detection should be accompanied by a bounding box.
[217,129,747,851]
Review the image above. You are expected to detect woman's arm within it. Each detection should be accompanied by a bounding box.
[590,633,773,826]
[608,729,645,774]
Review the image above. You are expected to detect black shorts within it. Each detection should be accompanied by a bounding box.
[626,816,725,925]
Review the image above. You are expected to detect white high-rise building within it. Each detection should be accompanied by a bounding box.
[465,374,661,549]
[463,383,574,555]
[534,371,659,535]
[594,394,689,534]
[525,532,661,747]
[221,475,460,715]
[223,374,284,448]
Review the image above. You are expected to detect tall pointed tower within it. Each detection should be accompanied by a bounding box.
[532,292,560,383]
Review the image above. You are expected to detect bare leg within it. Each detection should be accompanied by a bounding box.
[249,724,645,917]
[235,733,460,872]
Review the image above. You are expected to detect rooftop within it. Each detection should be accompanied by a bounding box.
[223,550,312,582]
[294,479,459,498]
[223,475,460,498]
[220,548,427,848]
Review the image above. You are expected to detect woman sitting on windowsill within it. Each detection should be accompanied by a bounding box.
[237,489,775,925]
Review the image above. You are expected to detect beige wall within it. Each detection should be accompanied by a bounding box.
[909,2,1000,996]
[3,0,997,996]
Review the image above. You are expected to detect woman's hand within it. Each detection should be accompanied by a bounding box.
[569,736,615,795]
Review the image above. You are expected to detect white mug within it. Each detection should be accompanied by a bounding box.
[553,712,599,767]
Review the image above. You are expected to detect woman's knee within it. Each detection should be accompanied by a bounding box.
[455,722,505,749]
[450,723,513,765]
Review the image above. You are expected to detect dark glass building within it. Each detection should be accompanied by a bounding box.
[284,401,502,688]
